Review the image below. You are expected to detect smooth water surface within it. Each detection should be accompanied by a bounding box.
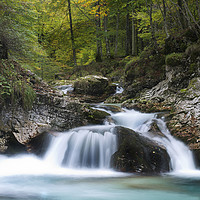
[0,175,200,200]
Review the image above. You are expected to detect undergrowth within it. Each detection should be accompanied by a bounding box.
[0,59,36,110]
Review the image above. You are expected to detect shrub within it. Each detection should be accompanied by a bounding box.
[165,53,184,67]
[0,60,36,110]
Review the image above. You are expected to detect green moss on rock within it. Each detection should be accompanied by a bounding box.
[165,53,184,67]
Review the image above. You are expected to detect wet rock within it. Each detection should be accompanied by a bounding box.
[0,130,26,154]
[122,98,171,113]
[82,105,110,125]
[111,126,170,173]
[95,104,123,113]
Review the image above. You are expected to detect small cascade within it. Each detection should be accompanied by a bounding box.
[111,109,155,130]
[44,125,117,169]
[111,109,198,174]
[116,86,124,94]
[150,119,196,172]
[135,118,196,172]
[0,107,199,178]
[56,84,74,94]
[113,83,124,94]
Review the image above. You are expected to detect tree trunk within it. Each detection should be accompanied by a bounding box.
[126,5,131,56]
[104,13,111,58]
[178,0,186,29]
[197,0,200,19]
[146,0,158,50]
[67,0,77,66]
[183,0,200,30]
[95,0,102,62]
[0,40,8,59]
[132,9,137,56]
[162,0,170,38]
[114,11,119,57]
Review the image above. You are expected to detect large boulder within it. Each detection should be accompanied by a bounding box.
[73,75,115,99]
[111,126,170,173]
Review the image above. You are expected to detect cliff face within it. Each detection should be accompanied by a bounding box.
[0,86,89,154]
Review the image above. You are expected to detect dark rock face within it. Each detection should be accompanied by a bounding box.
[111,126,170,173]
[0,40,8,59]
[0,94,87,153]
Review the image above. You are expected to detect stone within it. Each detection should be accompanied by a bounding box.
[111,126,170,173]
[73,75,115,96]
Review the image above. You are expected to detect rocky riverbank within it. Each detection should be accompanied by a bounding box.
[0,38,199,171]
[0,62,110,154]
[120,42,200,165]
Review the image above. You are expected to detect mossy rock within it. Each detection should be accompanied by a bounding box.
[122,98,172,113]
[183,28,199,43]
[165,52,184,67]
[123,49,166,98]
[164,36,188,54]
[73,75,115,96]
[185,44,200,61]
[83,105,110,125]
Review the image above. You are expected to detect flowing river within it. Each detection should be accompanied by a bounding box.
[0,107,200,200]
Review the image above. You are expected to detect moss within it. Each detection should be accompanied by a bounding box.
[188,78,198,90]
[165,52,184,66]
[180,88,188,93]
[22,84,36,110]
[185,44,200,60]
[0,60,36,110]
[83,105,110,124]
[164,36,188,54]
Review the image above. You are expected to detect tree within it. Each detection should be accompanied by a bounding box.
[145,0,158,50]
[67,0,77,66]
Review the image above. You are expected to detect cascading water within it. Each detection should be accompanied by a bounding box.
[0,107,199,178]
[0,108,200,200]
[56,84,74,94]
[111,109,199,175]
[113,83,124,94]
[44,125,117,169]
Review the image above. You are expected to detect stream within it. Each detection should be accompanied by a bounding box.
[0,103,200,200]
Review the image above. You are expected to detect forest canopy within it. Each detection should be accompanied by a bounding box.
[0,0,199,80]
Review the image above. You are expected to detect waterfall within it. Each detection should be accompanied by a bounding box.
[112,109,197,174]
[56,84,74,94]
[0,108,199,177]
[45,108,197,173]
[113,83,124,94]
[153,119,196,172]
[44,125,117,169]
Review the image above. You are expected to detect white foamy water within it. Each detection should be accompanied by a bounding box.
[44,125,117,169]
[0,125,120,178]
[112,109,200,177]
[0,108,199,179]
[56,84,74,94]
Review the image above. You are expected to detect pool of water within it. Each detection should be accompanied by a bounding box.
[0,174,200,200]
